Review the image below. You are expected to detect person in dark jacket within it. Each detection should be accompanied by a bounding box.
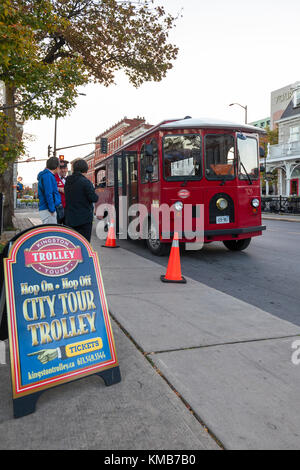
[64,159,99,242]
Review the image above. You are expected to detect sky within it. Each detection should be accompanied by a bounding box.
[19,0,300,185]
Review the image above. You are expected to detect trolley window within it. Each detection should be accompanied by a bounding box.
[96,166,106,187]
[237,135,259,181]
[107,159,114,187]
[140,139,159,183]
[163,134,202,180]
[117,157,122,187]
[205,134,235,180]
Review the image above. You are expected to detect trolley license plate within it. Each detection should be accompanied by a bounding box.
[216,215,230,224]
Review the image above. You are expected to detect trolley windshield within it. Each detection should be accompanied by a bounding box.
[163,134,202,180]
[204,134,235,180]
[237,134,259,181]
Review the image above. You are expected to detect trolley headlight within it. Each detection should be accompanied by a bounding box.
[174,201,183,211]
[251,198,260,208]
[216,198,228,211]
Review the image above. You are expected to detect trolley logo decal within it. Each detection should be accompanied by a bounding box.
[177,189,190,199]
[24,236,82,277]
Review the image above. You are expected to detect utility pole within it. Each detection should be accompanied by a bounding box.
[53,115,57,157]
[53,93,86,158]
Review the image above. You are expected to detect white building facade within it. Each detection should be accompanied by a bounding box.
[268,81,300,196]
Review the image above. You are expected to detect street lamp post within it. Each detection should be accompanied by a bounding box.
[229,102,248,124]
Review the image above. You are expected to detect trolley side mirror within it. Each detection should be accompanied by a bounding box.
[260,164,265,172]
[145,144,153,156]
[145,165,153,182]
[146,165,153,174]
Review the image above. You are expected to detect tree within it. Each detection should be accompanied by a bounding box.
[0,0,179,227]
[266,125,278,146]
[260,126,279,194]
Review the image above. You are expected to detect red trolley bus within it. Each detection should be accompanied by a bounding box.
[94,117,266,255]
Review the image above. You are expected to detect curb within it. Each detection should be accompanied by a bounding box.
[262,215,300,223]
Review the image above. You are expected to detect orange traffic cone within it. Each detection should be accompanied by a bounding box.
[102,219,119,248]
[160,232,186,283]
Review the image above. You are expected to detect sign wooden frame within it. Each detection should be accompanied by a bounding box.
[3,225,120,418]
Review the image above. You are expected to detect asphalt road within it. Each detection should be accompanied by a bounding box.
[17,210,300,326]
[108,219,300,327]
[9,210,300,449]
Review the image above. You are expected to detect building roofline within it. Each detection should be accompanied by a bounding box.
[95,117,147,140]
[276,113,300,124]
[94,118,180,169]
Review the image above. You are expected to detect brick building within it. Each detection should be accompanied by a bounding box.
[84,150,95,184]
[83,116,152,185]
[95,116,152,165]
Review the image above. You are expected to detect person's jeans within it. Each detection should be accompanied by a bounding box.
[39,209,57,224]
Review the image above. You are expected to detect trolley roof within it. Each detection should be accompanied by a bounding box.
[95,117,266,169]
[161,117,266,134]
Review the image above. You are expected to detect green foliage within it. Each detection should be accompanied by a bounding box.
[265,126,279,145]
[1,0,179,109]
[0,0,179,174]
[0,0,87,120]
[0,111,24,174]
[19,199,39,203]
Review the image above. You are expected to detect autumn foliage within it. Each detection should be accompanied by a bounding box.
[0,0,179,226]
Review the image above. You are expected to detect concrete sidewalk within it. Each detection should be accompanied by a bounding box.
[0,320,218,450]
[0,217,219,451]
[12,211,42,232]
[1,215,300,449]
[262,213,300,222]
[94,235,300,450]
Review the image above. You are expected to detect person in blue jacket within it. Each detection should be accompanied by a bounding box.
[37,157,62,224]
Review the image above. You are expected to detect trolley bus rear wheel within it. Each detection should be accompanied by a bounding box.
[223,238,251,251]
[146,220,169,256]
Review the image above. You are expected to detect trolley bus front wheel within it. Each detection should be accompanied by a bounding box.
[223,238,251,251]
[146,220,169,256]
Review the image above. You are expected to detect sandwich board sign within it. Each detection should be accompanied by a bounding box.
[3,225,120,418]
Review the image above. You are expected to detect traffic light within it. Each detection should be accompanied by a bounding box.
[100,138,108,154]
[47,145,52,157]
[59,154,64,162]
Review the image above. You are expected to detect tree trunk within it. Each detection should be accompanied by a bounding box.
[0,161,14,229]
[0,84,17,229]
